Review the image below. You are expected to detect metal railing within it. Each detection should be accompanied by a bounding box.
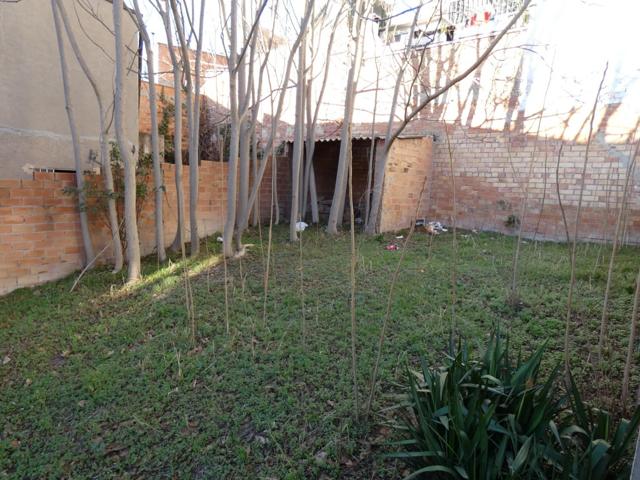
[446,0,525,25]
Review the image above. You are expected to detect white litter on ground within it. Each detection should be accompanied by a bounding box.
[295,221,309,232]
[417,219,449,234]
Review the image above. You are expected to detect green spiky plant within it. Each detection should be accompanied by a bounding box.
[545,370,640,479]
[389,332,640,479]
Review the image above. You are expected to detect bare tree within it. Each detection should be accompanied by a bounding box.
[365,0,533,233]
[170,0,205,256]
[51,0,96,269]
[249,5,280,226]
[221,0,241,257]
[563,63,608,372]
[133,0,166,264]
[555,142,571,244]
[169,0,206,256]
[230,1,315,256]
[289,14,307,242]
[509,60,555,303]
[191,2,206,254]
[234,0,274,239]
[157,0,187,254]
[363,4,422,232]
[237,0,254,235]
[327,0,367,234]
[113,0,141,282]
[444,121,458,340]
[598,140,639,352]
[346,124,359,417]
[54,0,123,272]
[364,54,381,225]
[622,264,640,408]
[303,4,343,224]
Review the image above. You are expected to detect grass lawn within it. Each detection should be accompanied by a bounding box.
[1,226,639,478]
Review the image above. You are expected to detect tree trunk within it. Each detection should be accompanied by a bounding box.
[132,0,166,263]
[365,6,421,234]
[169,0,201,256]
[365,0,532,233]
[598,140,638,351]
[364,68,380,225]
[54,0,122,271]
[289,27,306,242]
[563,64,608,373]
[327,0,365,235]
[622,265,640,408]
[251,106,260,227]
[112,0,141,282]
[235,3,261,244]
[51,0,95,268]
[303,81,320,223]
[188,2,206,255]
[237,49,250,234]
[160,5,186,254]
[222,0,240,257]
[239,3,315,240]
[273,142,280,225]
[191,2,206,255]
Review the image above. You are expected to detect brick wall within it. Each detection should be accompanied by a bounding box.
[380,137,433,232]
[0,162,228,295]
[397,30,640,244]
[139,81,190,156]
[257,154,291,223]
[424,124,640,244]
[0,173,87,294]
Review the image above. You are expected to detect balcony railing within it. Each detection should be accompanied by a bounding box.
[446,0,525,26]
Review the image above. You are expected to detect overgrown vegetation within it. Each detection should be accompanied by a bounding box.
[391,332,639,479]
[1,227,638,478]
[63,143,152,241]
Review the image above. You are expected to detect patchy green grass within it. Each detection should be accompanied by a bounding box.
[1,226,638,478]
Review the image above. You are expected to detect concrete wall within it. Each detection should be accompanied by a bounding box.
[0,0,138,179]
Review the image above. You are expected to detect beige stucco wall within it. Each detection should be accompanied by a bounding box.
[0,0,138,179]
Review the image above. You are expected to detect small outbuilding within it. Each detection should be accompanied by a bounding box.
[272,132,433,232]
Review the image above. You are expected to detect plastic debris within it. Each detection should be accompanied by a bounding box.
[216,237,224,243]
[385,244,399,251]
[295,221,309,232]
[418,219,448,235]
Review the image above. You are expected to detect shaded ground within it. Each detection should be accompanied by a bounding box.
[1,226,638,478]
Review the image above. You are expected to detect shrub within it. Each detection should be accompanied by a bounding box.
[389,333,640,479]
[63,142,152,247]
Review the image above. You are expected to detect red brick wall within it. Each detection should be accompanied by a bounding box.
[0,162,228,295]
[424,124,640,244]
[139,81,189,155]
[257,154,291,223]
[385,29,639,244]
[0,173,87,294]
